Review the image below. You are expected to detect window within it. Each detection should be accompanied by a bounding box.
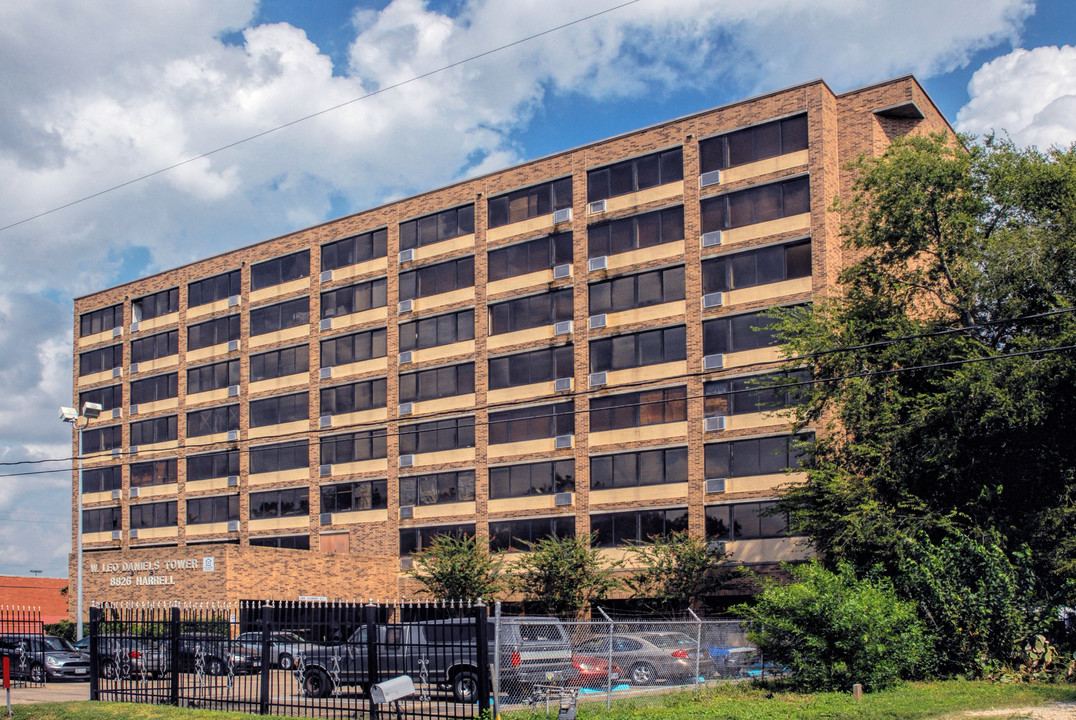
[398,363,475,404]
[79,385,121,413]
[589,326,686,373]
[399,416,475,455]
[321,229,388,271]
[187,451,239,482]
[130,373,177,405]
[320,277,388,318]
[700,114,808,173]
[488,345,573,390]
[400,205,475,250]
[251,250,310,290]
[589,386,686,432]
[590,507,688,546]
[320,327,387,368]
[130,415,177,445]
[186,495,239,524]
[587,206,684,258]
[398,256,474,301]
[188,270,241,308]
[250,487,309,519]
[82,466,121,494]
[399,471,475,507]
[399,523,475,556]
[79,344,122,376]
[186,405,239,437]
[702,239,811,294]
[130,501,178,529]
[132,288,178,322]
[488,178,572,228]
[488,289,572,335]
[488,232,572,282]
[590,447,688,489]
[131,330,178,363]
[704,370,810,416]
[251,346,309,382]
[587,148,683,201]
[702,310,782,355]
[589,266,684,315]
[82,425,121,453]
[187,360,240,394]
[320,378,387,415]
[704,434,810,479]
[320,429,387,465]
[83,507,121,533]
[187,315,239,350]
[321,480,388,513]
[250,392,309,427]
[705,501,789,540]
[130,459,177,487]
[249,440,309,474]
[490,516,575,552]
[489,402,574,444]
[489,460,574,499]
[250,535,310,549]
[250,297,309,336]
[701,177,810,232]
[80,304,123,337]
[399,309,474,353]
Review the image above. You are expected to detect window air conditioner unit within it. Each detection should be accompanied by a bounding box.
[319,513,332,526]
[319,415,332,428]
[111,489,121,500]
[111,530,122,540]
[554,492,573,507]
[708,540,727,554]
[111,448,122,458]
[588,256,607,272]
[130,405,139,416]
[554,377,572,393]
[130,362,139,374]
[129,529,139,539]
[319,270,332,283]
[588,200,606,215]
[112,327,123,338]
[589,372,607,387]
[319,367,332,379]
[130,321,140,333]
[554,435,573,450]
[227,339,240,352]
[319,464,331,477]
[398,402,413,416]
[702,292,724,309]
[703,353,725,371]
[227,520,240,532]
[399,557,414,569]
[399,351,412,364]
[227,385,240,397]
[399,454,414,468]
[700,170,722,188]
[705,477,727,494]
[129,446,139,457]
[704,416,727,432]
[226,430,239,442]
[399,506,414,520]
[112,367,122,378]
[554,320,572,336]
[228,295,240,307]
[399,249,415,264]
[319,318,332,331]
[112,408,122,419]
[398,299,413,314]
[553,264,571,279]
[227,475,239,487]
[552,208,572,224]
[589,314,606,329]
[701,231,723,247]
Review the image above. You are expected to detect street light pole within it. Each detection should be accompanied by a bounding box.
[61,402,101,642]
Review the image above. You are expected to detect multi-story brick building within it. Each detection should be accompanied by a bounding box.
[68,75,952,612]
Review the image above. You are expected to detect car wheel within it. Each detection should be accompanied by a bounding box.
[629,662,656,686]
[278,653,294,670]
[303,668,333,699]
[452,669,479,704]
[29,664,45,684]
[206,657,225,676]
[100,659,118,680]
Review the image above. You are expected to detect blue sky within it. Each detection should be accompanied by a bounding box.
[0,0,1074,579]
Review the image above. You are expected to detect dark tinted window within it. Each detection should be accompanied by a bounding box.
[130,373,177,405]
[249,441,309,474]
[489,402,574,444]
[489,516,574,552]
[187,360,239,394]
[489,289,573,335]
[590,447,688,490]
[489,460,574,499]
[398,363,475,404]
[590,386,686,432]
[399,416,476,455]
[187,315,239,350]
[130,501,177,529]
[587,206,683,258]
[399,471,475,507]
[82,466,121,494]
[320,327,388,368]
[399,257,474,301]
[82,425,121,453]
[186,405,239,437]
[702,239,811,294]
[589,326,686,373]
[700,115,808,172]
[488,233,572,282]
[321,480,388,513]
[249,392,309,427]
[589,266,684,315]
[83,506,121,533]
[588,148,683,201]
[130,459,177,487]
[187,495,239,524]
[320,378,387,415]
[131,330,178,364]
[706,501,789,540]
[321,229,387,271]
[488,346,573,390]
[132,288,178,321]
[79,344,122,376]
[320,278,388,318]
[187,451,239,482]
[488,178,572,228]
[399,523,475,556]
[591,507,688,546]
[130,415,177,445]
[702,310,783,355]
[704,370,810,416]
[399,310,474,353]
[80,304,123,337]
[701,177,809,232]
[704,433,811,479]
[250,487,309,518]
[251,346,308,382]
[79,385,121,413]
[320,429,388,465]
[251,250,310,290]
[188,270,241,307]
[400,205,475,250]
[250,297,309,336]
[250,535,310,549]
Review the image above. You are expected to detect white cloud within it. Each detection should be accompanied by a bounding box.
[0,0,1035,576]
[957,45,1076,149]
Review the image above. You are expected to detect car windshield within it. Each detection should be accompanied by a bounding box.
[275,632,306,642]
[43,637,76,651]
[639,633,693,648]
[517,624,565,643]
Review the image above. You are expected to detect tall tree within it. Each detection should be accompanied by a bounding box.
[411,533,505,601]
[625,530,740,614]
[512,533,620,618]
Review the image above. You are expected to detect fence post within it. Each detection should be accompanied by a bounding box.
[88,607,101,701]
[492,601,501,718]
[474,601,490,716]
[364,602,380,720]
[688,608,702,689]
[597,606,614,710]
[259,603,272,716]
[169,606,180,707]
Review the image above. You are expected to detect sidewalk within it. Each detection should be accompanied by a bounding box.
[4,681,89,705]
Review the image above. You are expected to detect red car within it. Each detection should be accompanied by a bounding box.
[566,653,620,686]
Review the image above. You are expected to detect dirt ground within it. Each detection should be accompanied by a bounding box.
[951,702,1076,719]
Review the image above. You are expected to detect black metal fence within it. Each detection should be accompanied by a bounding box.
[89,600,489,719]
[0,606,46,687]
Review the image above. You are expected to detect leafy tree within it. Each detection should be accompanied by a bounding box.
[736,560,933,692]
[512,533,620,617]
[411,533,505,601]
[625,530,740,613]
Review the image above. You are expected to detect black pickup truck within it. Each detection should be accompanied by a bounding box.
[296,617,572,703]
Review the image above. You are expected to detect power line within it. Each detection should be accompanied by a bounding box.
[0,0,643,235]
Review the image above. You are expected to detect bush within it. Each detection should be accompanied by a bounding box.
[735,560,933,692]
[44,619,75,641]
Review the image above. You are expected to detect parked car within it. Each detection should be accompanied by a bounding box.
[233,631,321,669]
[708,645,757,678]
[75,636,169,679]
[172,634,261,675]
[573,632,715,686]
[565,653,620,686]
[0,634,90,682]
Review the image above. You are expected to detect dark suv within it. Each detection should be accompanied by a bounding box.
[171,634,261,675]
